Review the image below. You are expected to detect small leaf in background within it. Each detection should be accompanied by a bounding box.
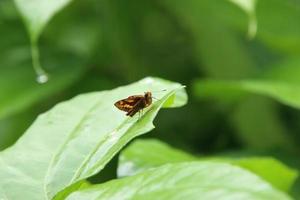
[14,0,73,42]
[66,162,292,200]
[0,77,186,200]
[14,0,74,81]
[118,139,298,193]
[194,77,300,109]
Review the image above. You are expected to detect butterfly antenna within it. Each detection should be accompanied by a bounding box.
[151,89,167,93]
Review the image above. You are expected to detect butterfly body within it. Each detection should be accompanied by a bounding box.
[114,92,152,117]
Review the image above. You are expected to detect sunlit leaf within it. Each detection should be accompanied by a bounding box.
[118,139,298,192]
[67,162,291,200]
[0,77,187,200]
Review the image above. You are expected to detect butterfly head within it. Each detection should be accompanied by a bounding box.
[144,91,152,106]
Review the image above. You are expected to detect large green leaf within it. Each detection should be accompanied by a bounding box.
[0,77,187,200]
[118,139,298,193]
[14,0,73,42]
[66,162,291,200]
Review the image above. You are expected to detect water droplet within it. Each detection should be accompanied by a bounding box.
[36,73,49,84]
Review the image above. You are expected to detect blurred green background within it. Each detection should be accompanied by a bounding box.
[1,0,300,197]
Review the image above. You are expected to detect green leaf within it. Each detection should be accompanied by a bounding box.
[13,0,75,79]
[228,157,298,193]
[14,0,73,42]
[194,79,300,110]
[66,162,291,200]
[54,181,91,200]
[118,139,298,193]
[194,58,300,108]
[0,77,187,200]
[118,139,197,177]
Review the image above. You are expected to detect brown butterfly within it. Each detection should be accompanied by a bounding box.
[114,92,153,117]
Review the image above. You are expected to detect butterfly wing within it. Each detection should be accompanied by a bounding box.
[114,95,144,112]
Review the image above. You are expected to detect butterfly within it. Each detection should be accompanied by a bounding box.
[114,92,153,117]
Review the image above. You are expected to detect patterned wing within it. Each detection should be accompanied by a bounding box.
[114,95,143,112]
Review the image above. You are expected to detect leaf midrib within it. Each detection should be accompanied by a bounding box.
[43,90,174,199]
[68,91,173,184]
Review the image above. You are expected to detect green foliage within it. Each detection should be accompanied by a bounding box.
[14,0,73,42]
[228,0,257,38]
[0,59,84,120]
[118,139,298,193]
[1,0,300,199]
[194,58,300,109]
[14,0,75,79]
[66,162,291,200]
[0,78,186,199]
